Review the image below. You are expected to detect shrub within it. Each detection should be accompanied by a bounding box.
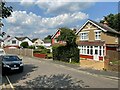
[37,46,45,49]
[28,46,35,49]
[52,45,79,63]
[20,42,29,48]
[33,48,50,54]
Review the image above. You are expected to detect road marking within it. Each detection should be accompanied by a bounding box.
[53,63,119,81]
[5,76,15,90]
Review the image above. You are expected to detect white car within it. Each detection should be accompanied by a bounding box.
[0,49,6,56]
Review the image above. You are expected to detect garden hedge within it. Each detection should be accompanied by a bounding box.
[52,45,79,63]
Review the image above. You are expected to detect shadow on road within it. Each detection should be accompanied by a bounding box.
[15,74,89,89]
[2,64,38,84]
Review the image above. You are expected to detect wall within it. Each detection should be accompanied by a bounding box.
[4,48,33,57]
[106,48,120,61]
[101,32,118,44]
[33,53,47,58]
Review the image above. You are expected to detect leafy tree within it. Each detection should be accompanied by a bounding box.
[0,2,13,19]
[57,27,77,46]
[20,42,29,48]
[44,35,52,40]
[52,27,79,63]
[100,13,120,32]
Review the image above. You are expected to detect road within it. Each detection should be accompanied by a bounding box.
[2,56,119,89]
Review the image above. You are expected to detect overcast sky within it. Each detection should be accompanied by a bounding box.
[2,1,118,39]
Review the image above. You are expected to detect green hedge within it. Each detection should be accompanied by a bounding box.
[33,48,50,54]
[52,45,79,63]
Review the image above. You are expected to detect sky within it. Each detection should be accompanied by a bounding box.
[2,1,119,39]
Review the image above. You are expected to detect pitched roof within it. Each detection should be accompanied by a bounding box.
[32,38,39,42]
[76,19,120,35]
[15,37,31,41]
[51,29,60,39]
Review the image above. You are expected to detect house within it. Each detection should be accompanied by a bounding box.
[16,37,33,46]
[51,29,61,45]
[0,23,4,48]
[32,38,44,46]
[51,29,68,45]
[76,19,120,61]
[0,35,3,48]
[4,36,33,49]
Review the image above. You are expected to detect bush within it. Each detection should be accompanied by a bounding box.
[37,46,45,49]
[20,42,29,48]
[28,46,35,49]
[33,48,50,54]
[52,45,79,63]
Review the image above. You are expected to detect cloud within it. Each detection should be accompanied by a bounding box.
[20,1,94,15]
[36,2,94,15]
[3,10,88,39]
[20,0,36,6]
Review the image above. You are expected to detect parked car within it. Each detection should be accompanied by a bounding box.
[0,48,5,56]
[2,55,24,74]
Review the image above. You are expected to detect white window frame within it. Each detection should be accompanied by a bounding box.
[79,45,104,56]
[80,31,89,41]
[94,30,101,40]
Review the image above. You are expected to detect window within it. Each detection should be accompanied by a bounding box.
[80,32,89,40]
[79,46,91,55]
[79,45,104,56]
[12,40,16,44]
[95,30,101,40]
[87,46,90,55]
[90,46,93,55]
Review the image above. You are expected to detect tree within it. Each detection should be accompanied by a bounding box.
[52,27,79,63]
[57,27,77,46]
[20,42,29,48]
[100,13,120,32]
[0,2,13,19]
[44,35,52,40]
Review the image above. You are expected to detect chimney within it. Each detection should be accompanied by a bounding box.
[103,21,108,27]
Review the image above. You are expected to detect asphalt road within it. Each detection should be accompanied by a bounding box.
[2,56,119,89]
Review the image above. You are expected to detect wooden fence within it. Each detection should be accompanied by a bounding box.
[4,48,33,57]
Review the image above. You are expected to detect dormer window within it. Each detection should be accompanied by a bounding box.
[94,30,101,40]
[80,31,89,40]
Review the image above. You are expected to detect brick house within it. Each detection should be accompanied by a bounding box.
[76,19,120,61]
[51,29,61,45]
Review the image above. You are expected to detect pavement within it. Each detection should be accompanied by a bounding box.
[43,58,120,80]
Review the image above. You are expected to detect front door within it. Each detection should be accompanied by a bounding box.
[93,46,99,61]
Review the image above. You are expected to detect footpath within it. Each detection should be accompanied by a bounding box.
[47,59,120,80]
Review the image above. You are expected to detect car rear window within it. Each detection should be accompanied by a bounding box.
[3,56,20,61]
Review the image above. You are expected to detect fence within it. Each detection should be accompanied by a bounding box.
[4,48,33,57]
[106,50,120,61]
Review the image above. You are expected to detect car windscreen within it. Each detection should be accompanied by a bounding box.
[3,56,20,61]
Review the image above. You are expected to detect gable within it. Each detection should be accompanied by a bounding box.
[22,38,32,42]
[76,19,108,35]
[80,22,99,32]
[52,29,60,39]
